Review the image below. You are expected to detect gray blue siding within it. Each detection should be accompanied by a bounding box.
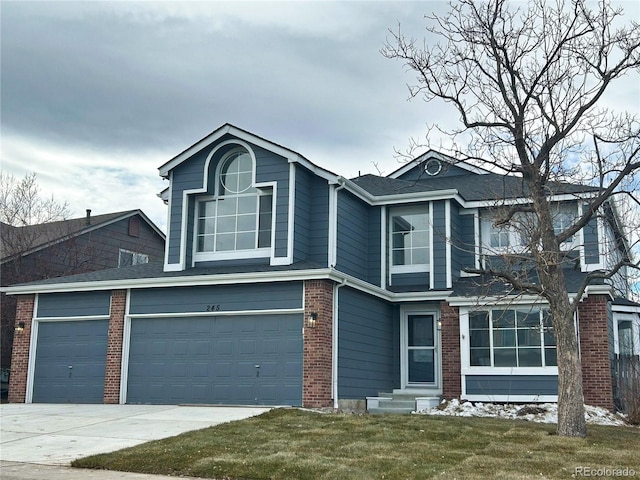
[166,136,291,267]
[254,145,290,259]
[390,272,429,291]
[336,191,369,281]
[367,206,382,286]
[294,167,329,265]
[584,217,600,264]
[398,163,473,181]
[37,291,111,318]
[338,287,397,398]
[432,201,447,289]
[465,375,558,395]
[450,203,475,280]
[129,282,303,315]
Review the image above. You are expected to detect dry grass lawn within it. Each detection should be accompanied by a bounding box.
[73,408,640,479]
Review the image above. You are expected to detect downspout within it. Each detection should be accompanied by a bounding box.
[332,275,347,410]
[329,179,347,267]
[331,178,347,410]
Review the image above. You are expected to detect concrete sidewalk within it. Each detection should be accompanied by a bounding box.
[0,461,201,480]
[0,404,269,467]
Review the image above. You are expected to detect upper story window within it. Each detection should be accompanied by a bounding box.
[119,249,149,267]
[482,203,578,254]
[195,148,273,259]
[390,205,430,273]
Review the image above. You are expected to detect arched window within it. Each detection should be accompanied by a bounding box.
[195,147,272,257]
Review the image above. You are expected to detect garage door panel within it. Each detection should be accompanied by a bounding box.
[127,315,302,405]
[33,320,108,403]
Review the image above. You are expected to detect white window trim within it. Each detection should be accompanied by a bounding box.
[399,306,441,391]
[119,249,149,267]
[459,306,559,376]
[388,204,432,276]
[189,143,278,264]
[613,312,640,357]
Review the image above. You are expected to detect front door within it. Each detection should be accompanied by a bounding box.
[403,313,438,387]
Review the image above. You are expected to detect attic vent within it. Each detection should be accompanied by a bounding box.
[424,159,442,176]
[128,217,140,237]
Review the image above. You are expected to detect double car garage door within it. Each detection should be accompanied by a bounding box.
[32,314,303,406]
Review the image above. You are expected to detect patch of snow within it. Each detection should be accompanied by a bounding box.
[417,399,630,426]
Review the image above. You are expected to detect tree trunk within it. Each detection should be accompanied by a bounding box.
[531,187,587,437]
[549,292,587,437]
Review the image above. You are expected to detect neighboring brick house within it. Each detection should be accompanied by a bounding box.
[1,210,165,381]
[4,124,639,411]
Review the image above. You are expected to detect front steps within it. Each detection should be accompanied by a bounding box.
[366,392,441,414]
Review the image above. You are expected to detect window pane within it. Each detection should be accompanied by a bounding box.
[545,347,557,366]
[198,235,215,252]
[200,201,216,217]
[494,348,517,367]
[198,218,215,235]
[493,310,515,328]
[216,216,236,234]
[470,329,489,347]
[236,213,256,232]
[408,350,434,383]
[411,247,429,265]
[258,229,271,248]
[518,309,540,328]
[518,348,542,367]
[518,328,541,346]
[236,232,255,250]
[470,312,489,329]
[237,195,256,214]
[493,329,516,347]
[217,198,236,216]
[470,348,491,366]
[408,316,434,347]
[216,233,235,251]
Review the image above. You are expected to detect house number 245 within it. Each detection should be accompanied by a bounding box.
[206,304,221,312]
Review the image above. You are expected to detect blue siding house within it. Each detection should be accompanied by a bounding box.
[6,124,639,412]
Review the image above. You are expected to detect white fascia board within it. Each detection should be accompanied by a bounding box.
[583,284,614,299]
[3,268,336,295]
[338,176,461,206]
[464,191,599,209]
[446,295,548,307]
[612,304,640,314]
[159,124,339,182]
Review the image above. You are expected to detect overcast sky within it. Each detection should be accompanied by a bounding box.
[2,1,639,232]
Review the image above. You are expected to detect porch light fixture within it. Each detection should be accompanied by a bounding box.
[307,312,318,329]
[15,321,25,333]
[437,319,442,330]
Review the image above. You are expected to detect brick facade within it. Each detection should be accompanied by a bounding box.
[8,294,34,403]
[578,294,614,411]
[303,279,333,408]
[103,289,126,403]
[440,301,461,399]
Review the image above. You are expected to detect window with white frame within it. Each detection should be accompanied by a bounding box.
[552,203,577,246]
[195,147,272,258]
[468,307,557,368]
[389,206,430,273]
[119,249,149,267]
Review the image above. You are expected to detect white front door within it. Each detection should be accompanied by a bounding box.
[402,313,439,388]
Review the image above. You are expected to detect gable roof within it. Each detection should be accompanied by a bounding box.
[1,209,165,264]
[388,150,493,178]
[158,123,339,183]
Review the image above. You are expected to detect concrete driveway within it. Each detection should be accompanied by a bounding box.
[0,403,270,466]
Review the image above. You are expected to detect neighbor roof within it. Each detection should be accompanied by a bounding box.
[1,209,165,263]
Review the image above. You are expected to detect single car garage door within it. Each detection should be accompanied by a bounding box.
[127,314,302,406]
[32,320,109,403]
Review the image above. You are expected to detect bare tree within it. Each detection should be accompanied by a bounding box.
[383,0,640,437]
[1,171,72,373]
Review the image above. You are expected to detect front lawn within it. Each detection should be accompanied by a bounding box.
[73,408,639,479]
